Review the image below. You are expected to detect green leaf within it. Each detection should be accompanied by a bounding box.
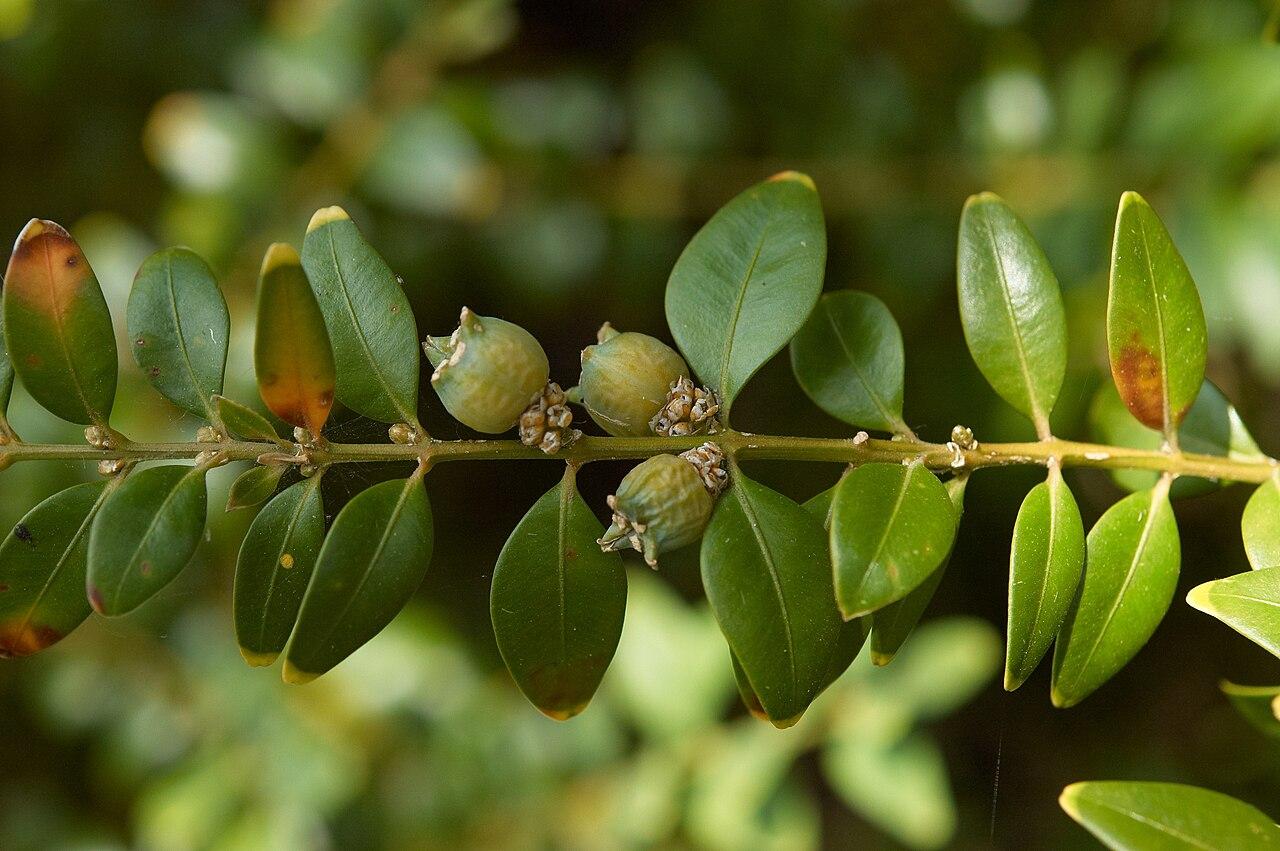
[1051,480,1179,707]
[1107,191,1207,440]
[0,481,111,656]
[1220,681,1280,740]
[255,243,336,434]
[284,472,433,682]
[789,290,907,433]
[700,470,844,727]
[823,731,957,851]
[490,467,627,720]
[1187,566,1280,658]
[225,464,287,511]
[956,192,1067,430]
[2,219,117,426]
[1060,782,1280,850]
[730,650,769,722]
[665,172,825,417]
[830,461,957,619]
[127,247,229,420]
[1005,466,1086,691]
[870,476,969,666]
[0,307,14,416]
[1243,476,1280,569]
[86,465,210,616]
[300,207,419,425]
[234,476,325,666]
[1088,381,1260,497]
[212,395,284,445]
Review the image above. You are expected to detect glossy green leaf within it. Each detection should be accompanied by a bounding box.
[490,467,627,720]
[0,308,13,416]
[284,472,433,683]
[830,461,957,620]
[701,471,844,727]
[86,465,210,616]
[1243,476,1280,569]
[234,476,325,666]
[1187,566,1280,658]
[1220,681,1280,740]
[300,207,419,425]
[226,464,287,511]
[789,291,906,433]
[1005,466,1086,690]
[1060,781,1280,850]
[1051,480,1179,707]
[665,172,825,417]
[1107,191,1207,439]
[255,243,336,434]
[127,247,229,420]
[870,476,968,666]
[1088,381,1260,496]
[212,395,284,445]
[956,192,1067,430]
[730,651,768,722]
[2,219,117,426]
[0,481,111,656]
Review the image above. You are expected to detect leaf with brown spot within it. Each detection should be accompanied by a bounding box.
[255,243,336,434]
[491,466,626,719]
[2,219,117,425]
[0,481,113,657]
[1107,192,1207,440]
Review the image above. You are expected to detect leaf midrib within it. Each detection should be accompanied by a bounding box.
[848,465,914,608]
[733,481,798,704]
[110,468,201,609]
[1075,796,1218,851]
[1136,213,1173,437]
[979,205,1046,427]
[253,477,320,650]
[716,222,770,412]
[821,302,900,431]
[164,254,219,421]
[39,236,98,423]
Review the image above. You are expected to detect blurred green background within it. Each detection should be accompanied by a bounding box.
[3,0,1280,848]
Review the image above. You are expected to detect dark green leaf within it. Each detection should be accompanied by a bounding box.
[1051,480,1179,707]
[1060,781,1280,850]
[2,219,117,426]
[1107,191,1207,440]
[1005,466,1085,690]
[491,467,627,720]
[730,650,769,722]
[789,291,907,433]
[284,472,433,682]
[799,483,872,686]
[1220,681,1280,740]
[86,465,209,616]
[213,395,285,445]
[226,464,287,511]
[665,172,825,417]
[830,461,957,619]
[1187,566,1280,658]
[301,207,419,425]
[956,192,1067,431]
[127,247,229,420]
[701,471,844,727]
[234,476,325,666]
[0,481,110,656]
[1088,381,1260,497]
[870,475,968,666]
[1243,476,1280,569]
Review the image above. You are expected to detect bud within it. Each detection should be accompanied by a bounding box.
[579,323,689,436]
[424,308,550,433]
[650,376,721,437]
[598,447,727,567]
[519,381,580,454]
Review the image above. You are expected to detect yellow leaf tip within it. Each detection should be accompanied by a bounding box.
[539,703,587,722]
[13,218,70,251]
[1059,783,1084,816]
[239,647,278,667]
[767,170,816,191]
[870,652,894,667]
[1003,671,1026,692]
[1185,582,1214,613]
[307,206,350,233]
[769,711,804,730]
[1119,190,1148,210]
[281,660,319,684]
[261,242,301,275]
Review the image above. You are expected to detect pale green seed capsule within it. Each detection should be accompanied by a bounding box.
[424,308,549,433]
[580,323,688,437]
[599,453,713,567]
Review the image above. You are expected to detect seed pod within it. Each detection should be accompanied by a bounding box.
[519,381,580,454]
[424,308,549,433]
[598,448,725,567]
[579,322,689,437]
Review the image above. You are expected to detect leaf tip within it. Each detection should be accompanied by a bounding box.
[1118,190,1148,213]
[1059,782,1084,818]
[306,206,350,233]
[870,651,895,667]
[1185,581,1214,614]
[963,190,1004,211]
[260,242,301,276]
[1050,685,1080,709]
[1003,669,1027,692]
[766,170,816,191]
[281,659,319,684]
[539,703,587,722]
[769,710,804,730]
[240,647,278,667]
